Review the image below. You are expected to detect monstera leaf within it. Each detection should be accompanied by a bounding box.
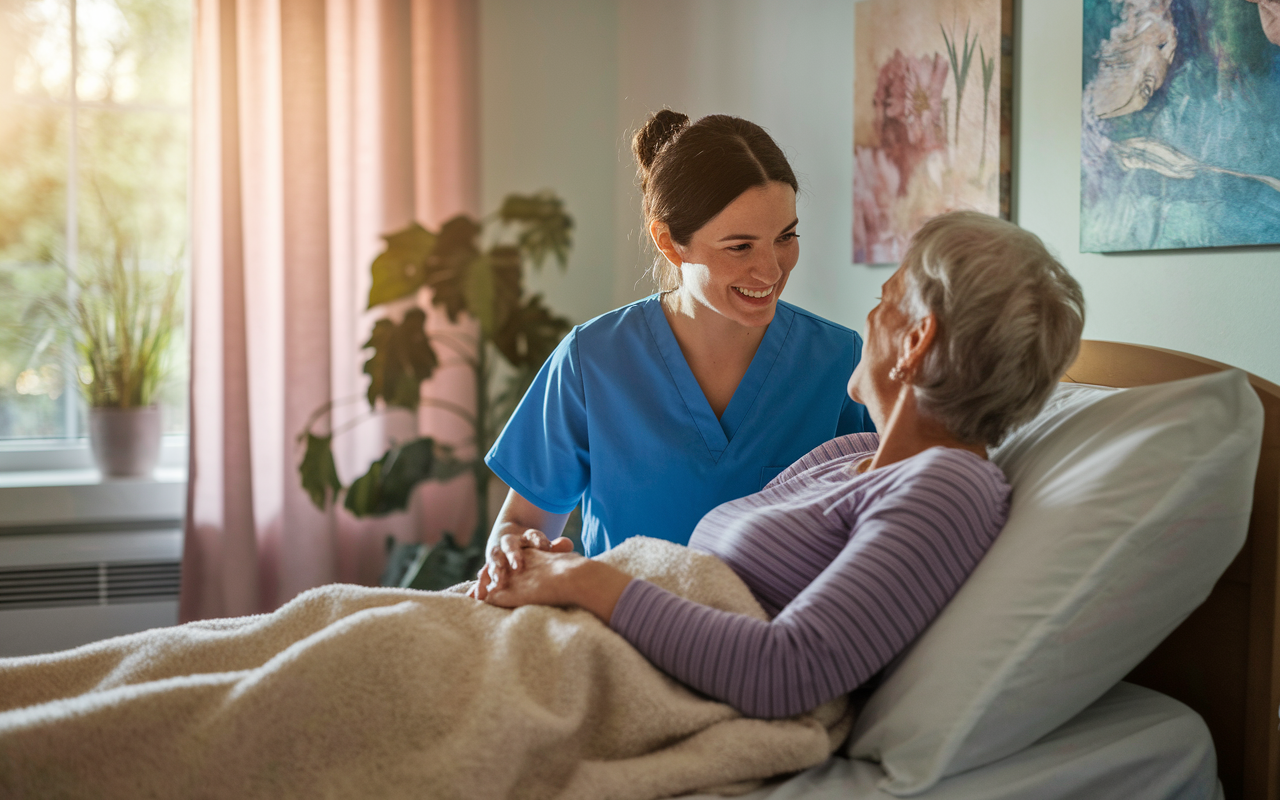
[461,245,525,338]
[344,437,468,517]
[499,193,573,269]
[362,308,439,409]
[421,215,482,322]
[492,294,572,369]
[298,432,343,509]
[368,224,437,309]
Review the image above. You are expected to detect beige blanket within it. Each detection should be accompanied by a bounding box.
[0,537,850,799]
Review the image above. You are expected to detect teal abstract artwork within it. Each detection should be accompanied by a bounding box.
[1081,0,1280,252]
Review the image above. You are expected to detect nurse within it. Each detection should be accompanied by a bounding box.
[472,110,874,597]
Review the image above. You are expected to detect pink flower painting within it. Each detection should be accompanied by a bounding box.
[854,147,906,264]
[874,50,949,185]
[854,0,1011,264]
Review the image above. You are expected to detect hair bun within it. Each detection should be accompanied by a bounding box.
[633,109,690,173]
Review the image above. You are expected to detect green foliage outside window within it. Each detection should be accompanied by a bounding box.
[1,0,191,439]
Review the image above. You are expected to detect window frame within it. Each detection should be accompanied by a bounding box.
[0,0,193,471]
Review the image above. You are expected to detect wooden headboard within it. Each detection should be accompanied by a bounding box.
[1062,340,1280,800]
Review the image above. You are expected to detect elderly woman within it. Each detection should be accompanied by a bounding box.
[484,210,1086,719]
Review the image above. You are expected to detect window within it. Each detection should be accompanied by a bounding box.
[0,0,191,449]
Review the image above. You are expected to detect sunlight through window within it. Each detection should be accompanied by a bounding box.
[0,0,191,443]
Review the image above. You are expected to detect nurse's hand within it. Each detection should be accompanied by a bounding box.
[469,530,574,601]
[482,547,582,608]
[484,549,632,624]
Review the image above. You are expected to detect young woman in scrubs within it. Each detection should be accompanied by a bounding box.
[472,110,874,599]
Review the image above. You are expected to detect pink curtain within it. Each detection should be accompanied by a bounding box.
[182,0,480,620]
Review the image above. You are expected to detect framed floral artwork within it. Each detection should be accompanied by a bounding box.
[1080,0,1280,252]
[853,0,1014,264]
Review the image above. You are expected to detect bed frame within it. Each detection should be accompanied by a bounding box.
[1062,341,1280,800]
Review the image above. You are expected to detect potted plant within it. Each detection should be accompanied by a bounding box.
[298,192,574,590]
[33,248,183,477]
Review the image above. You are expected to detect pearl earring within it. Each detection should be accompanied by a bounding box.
[889,365,905,382]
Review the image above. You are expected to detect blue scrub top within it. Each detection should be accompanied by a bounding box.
[485,295,873,556]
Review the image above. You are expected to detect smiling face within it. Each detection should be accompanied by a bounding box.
[847,265,912,424]
[661,181,800,328]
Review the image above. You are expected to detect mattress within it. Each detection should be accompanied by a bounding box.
[681,682,1222,800]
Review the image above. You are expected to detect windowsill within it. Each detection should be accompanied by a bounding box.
[0,465,187,530]
[0,466,187,489]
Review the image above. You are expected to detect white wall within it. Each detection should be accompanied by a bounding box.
[481,0,1280,382]
[478,0,620,326]
[610,0,890,321]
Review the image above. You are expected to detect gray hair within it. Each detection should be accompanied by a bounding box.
[898,211,1085,447]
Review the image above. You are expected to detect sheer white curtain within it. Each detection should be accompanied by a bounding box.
[182,0,480,620]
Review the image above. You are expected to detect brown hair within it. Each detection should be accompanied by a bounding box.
[632,110,799,291]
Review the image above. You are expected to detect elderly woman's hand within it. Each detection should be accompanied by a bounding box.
[484,549,634,624]
[468,530,575,601]
[483,547,583,609]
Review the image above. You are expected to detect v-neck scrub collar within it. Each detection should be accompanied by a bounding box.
[641,298,794,459]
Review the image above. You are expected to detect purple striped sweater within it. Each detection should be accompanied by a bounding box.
[609,433,1010,719]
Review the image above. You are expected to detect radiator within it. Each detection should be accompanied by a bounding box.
[0,526,182,657]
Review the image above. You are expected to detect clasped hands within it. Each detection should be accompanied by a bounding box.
[468,529,578,608]
[467,530,633,624]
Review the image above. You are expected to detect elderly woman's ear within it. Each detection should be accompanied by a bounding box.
[894,313,938,382]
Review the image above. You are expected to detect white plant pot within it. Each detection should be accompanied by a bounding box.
[89,406,162,478]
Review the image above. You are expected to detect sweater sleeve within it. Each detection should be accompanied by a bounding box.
[609,452,1007,719]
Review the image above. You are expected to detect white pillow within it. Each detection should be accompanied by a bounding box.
[846,369,1264,794]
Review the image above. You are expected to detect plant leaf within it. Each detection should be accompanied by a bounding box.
[404,532,486,591]
[421,215,482,322]
[464,253,496,336]
[298,432,343,510]
[499,192,573,270]
[492,293,572,369]
[462,245,522,338]
[380,537,426,587]
[368,223,437,309]
[489,245,523,333]
[344,437,469,517]
[361,307,439,409]
[45,247,183,408]
[343,458,384,517]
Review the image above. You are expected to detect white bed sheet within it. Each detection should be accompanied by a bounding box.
[681,682,1221,800]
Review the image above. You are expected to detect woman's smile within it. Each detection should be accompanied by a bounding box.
[733,284,776,302]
